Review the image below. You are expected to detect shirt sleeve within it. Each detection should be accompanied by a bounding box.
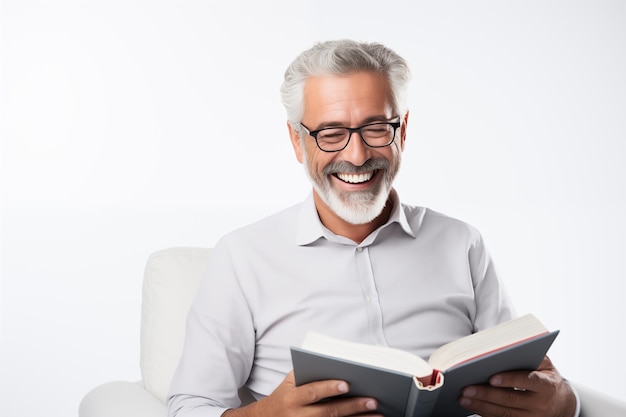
[168,238,256,417]
[467,228,517,331]
[468,231,582,416]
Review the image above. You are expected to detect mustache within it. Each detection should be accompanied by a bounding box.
[323,158,389,176]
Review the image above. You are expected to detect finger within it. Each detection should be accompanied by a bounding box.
[287,371,380,415]
[313,396,380,417]
[460,386,530,417]
[489,368,555,393]
[460,394,526,417]
[293,378,353,405]
[488,371,534,390]
[283,371,350,403]
[488,356,557,392]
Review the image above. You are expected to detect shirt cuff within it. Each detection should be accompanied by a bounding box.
[565,380,582,417]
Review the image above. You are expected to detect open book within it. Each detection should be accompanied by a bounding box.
[291,314,559,417]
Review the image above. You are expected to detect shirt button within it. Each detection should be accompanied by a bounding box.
[356,247,364,252]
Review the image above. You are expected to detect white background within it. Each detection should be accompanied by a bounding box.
[2,1,625,415]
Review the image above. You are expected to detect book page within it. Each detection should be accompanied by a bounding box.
[428,314,549,371]
[300,332,433,378]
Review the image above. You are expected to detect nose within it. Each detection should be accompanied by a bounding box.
[340,130,371,166]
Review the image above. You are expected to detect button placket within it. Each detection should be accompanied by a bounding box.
[354,245,387,346]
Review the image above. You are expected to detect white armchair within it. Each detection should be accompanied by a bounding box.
[79,247,626,417]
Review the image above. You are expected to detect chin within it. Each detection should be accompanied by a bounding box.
[325,188,390,225]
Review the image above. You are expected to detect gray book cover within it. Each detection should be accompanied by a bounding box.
[292,331,559,417]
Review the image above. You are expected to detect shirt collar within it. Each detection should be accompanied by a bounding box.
[386,189,416,238]
[295,189,416,246]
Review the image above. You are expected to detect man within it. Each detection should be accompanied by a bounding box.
[168,40,578,417]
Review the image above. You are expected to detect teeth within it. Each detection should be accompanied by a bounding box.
[336,171,374,184]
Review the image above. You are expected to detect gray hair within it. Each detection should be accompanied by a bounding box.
[280,39,411,129]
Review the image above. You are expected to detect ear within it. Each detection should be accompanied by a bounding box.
[288,122,304,164]
[398,111,409,151]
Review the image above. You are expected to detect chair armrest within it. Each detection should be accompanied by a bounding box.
[79,381,166,417]
[573,382,626,417]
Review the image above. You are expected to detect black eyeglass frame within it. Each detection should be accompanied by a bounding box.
[300,119,402,153]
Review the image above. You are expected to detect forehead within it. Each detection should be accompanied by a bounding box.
[302,71,394,124]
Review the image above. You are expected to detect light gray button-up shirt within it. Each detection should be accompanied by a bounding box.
[168,190,516,417]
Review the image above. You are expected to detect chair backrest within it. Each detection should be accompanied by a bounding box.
[140,247,211,403]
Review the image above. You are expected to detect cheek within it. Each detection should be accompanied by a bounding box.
[307,153,327,176]
[304,143,331,174]
[373,146,400,165]
[389,142,403,161]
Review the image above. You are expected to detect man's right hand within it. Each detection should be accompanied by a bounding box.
[222,371,381,417]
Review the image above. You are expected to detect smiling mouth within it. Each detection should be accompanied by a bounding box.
[334,170,377,184]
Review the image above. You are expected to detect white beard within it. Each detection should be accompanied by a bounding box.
[318,180,391,225]
[302,148,400,225]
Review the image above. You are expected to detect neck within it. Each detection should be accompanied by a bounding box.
[313,191,394,244]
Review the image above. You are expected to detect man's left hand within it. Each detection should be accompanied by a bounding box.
[459,356,578,417]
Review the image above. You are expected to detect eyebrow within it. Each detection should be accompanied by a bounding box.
[313,115,397,130]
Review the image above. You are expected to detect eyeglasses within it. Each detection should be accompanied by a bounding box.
[300,119,401,152]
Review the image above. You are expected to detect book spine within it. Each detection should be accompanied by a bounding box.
[403,377,442,417]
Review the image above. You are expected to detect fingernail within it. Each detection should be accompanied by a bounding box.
[337,382,348,393]
[491,376,502,386]
[365,399,377,410]
[460,397,472,407]
[463,387,476,397]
